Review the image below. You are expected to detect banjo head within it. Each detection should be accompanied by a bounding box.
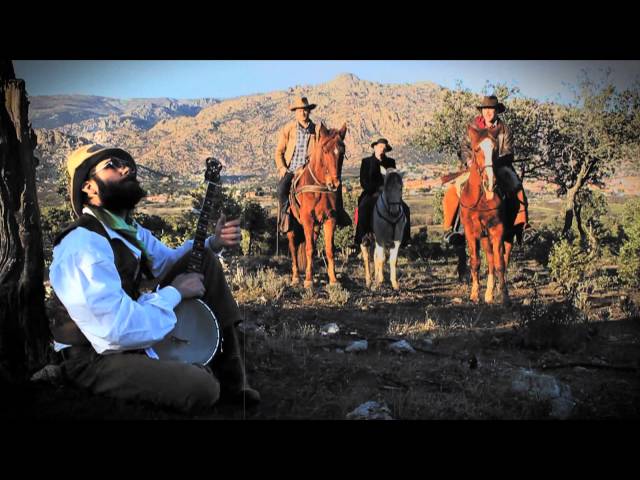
[153,299,221,366]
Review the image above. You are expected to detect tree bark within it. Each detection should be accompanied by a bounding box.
[0,60,50,382]
[561,157,597,239]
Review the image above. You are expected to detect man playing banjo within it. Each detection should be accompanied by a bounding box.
[48,144,260,414]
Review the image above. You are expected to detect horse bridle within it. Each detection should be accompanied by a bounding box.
[295,136,344,195]
[375,191,405,239]
[459,144,499,211]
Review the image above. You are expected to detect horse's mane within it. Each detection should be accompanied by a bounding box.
[468,123,498,142]
[319,128,343,144]
[384,168,403,189]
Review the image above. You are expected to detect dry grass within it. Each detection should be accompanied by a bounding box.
[326,284,351,306]
[386,317,439,339]
[231,266,287,304]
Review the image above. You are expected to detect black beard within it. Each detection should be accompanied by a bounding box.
[95,176,147,212]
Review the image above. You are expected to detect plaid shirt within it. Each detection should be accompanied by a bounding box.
[290,122,312,171]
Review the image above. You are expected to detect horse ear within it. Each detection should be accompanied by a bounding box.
[338,122,347,140]
[317,121,327,141]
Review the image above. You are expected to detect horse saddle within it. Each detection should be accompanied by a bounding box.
[287,169,305,225]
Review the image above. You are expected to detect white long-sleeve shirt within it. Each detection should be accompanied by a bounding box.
[49,207,214,356]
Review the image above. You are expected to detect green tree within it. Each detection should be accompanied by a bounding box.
[413,75,639,246]
[619,198,640,287]
[412,82,478,168]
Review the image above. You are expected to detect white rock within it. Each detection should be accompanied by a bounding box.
[345,340,368,353]
[550,395,576,420]
[388,340,416,354]
[346,401,393,420]
[511,368,575,419]
[512,369,561,400]
[321,323,340,335]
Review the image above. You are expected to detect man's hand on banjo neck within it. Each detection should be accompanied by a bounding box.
[209,214,242,252]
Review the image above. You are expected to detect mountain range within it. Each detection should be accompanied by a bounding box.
[33,73,446,183]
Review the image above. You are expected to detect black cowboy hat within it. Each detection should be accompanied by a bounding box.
[477,95,506,114]
[371,138,393,152]
[289,97,317,111]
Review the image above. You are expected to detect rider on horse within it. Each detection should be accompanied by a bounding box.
[442,95,535,245]
[275,96,351,232]
[354,138,411,247]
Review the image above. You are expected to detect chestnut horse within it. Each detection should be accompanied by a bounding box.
[459,126,511,304]
[287,122,347,289]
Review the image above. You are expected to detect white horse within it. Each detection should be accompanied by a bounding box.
[360,169,407,290]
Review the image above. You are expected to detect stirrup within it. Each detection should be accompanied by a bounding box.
[443,229,464,246]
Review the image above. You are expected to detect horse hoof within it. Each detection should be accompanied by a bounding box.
[304,281,313,289]
[291,277,300,286]
[392,284,400,291]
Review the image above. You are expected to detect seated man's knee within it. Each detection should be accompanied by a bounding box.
[182,369,220,413]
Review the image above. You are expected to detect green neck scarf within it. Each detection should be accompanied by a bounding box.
[87,206,154,270]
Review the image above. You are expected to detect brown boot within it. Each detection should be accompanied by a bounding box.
[215,325,260,406]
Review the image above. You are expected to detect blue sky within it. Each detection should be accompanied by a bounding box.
[13,60,640,104]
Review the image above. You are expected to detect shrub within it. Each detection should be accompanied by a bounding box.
[548,239,592,297]
[517,285,590,352]
[326,284,350,306]
[618,198,640,287]
[231,266,287,303]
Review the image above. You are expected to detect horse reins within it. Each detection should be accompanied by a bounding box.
[294,138,343,195]
[459,147,500,212]
[375,192,406,238]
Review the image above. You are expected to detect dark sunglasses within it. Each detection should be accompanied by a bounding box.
[90,157,136,177]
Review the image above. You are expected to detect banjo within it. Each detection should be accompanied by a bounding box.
[151,157,223,366]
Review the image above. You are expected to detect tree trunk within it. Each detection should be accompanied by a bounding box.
[561,188,577,238]
[0,60,50,382]
[561,157,597,239]
[574,203,587,247]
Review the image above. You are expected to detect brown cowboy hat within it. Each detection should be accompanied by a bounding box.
[371,138,393,152]
[477,95,506,114]
[289,97,317,111]
[66,143,136,217]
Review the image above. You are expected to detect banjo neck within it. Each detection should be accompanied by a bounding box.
[187,179,219,273]
[186,157,223,274]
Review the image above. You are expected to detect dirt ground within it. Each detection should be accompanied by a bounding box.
[3,241,639,420]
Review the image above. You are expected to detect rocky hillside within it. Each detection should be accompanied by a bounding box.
[34,74,446,182]
[30,95,219,129]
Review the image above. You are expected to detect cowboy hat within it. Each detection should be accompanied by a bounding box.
[289,97,317,111]
[476,95,506,114]
[370,138,393,152]
[66,144,136,217]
